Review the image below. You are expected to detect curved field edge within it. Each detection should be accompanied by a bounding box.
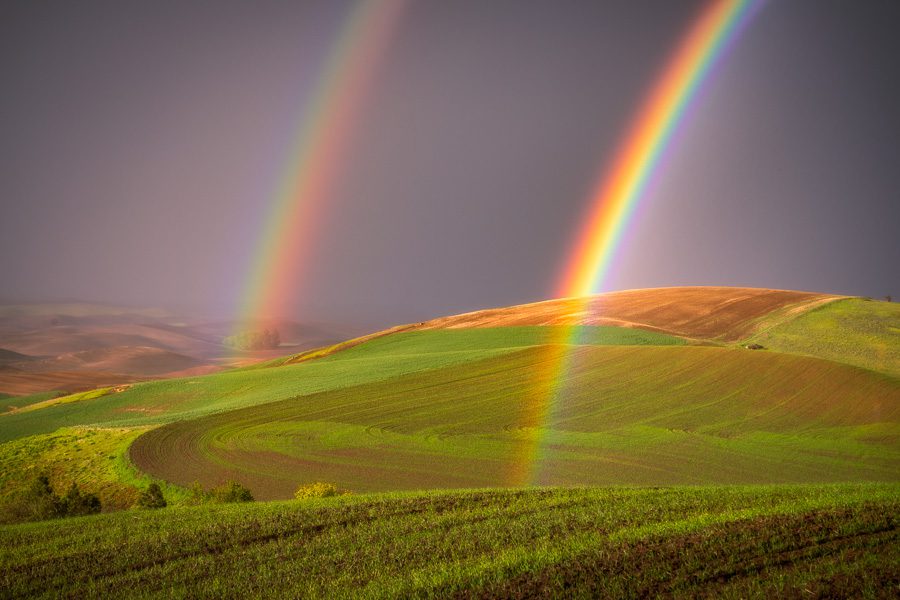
[1,484,897,598]
[747,297,900,377]
[130,345,900,499]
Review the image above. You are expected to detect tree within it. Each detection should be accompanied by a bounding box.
[135,483,167,509]
[294,482,348,500]
[13,476,101,521]
[61,483,101,516]
[211,481,254,503]
[26,475,63,520]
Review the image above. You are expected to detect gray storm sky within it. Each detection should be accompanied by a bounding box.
[1,1,898,327]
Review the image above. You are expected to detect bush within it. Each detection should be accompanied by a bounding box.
[211,481,254,503]
[26,475,64,520]
[186,481,211,505]
[135,483,167,509]
[294,482,348,500]
[60,483,101,517]
[3,476,102,522]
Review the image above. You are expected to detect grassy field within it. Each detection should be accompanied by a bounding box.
[2,484,897,598]
[0,326,683,443]
[131,345,899,498]
[748,298,900,376]
[0,326,689,505]
[0,427,149,518]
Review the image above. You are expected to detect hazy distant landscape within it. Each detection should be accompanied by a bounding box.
[0,303,366,396]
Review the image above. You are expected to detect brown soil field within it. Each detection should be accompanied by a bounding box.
[0,369,141,397]
[414,286,841,342]
[48,346,204,376]
[0,323,222,358]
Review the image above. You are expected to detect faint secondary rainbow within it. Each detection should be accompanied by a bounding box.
[235,0,406,333]
[510,0,763,486]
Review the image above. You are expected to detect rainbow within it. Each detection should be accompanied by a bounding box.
[512,0,763,486]
[235,0,406,332]
[559,0,761,298]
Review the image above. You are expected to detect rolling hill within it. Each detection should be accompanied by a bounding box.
[1,286,897,597]
[0,286,896,503]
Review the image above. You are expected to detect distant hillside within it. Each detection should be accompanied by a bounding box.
[0,348,34,365]
[49,346,203,376]
[412,286,839,342]
[0,302,366,395]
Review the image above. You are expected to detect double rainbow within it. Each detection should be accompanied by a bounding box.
[232,0,761,486]
[513,0,762,486]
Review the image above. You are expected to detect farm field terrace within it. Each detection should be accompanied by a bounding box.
[131,344,900,498]
[0,326,681,442]
[1,290,899,508]
[2,484,897,598]
[0,326,688,506]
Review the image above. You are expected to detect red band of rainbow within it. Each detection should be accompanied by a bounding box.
[513,0,762,486]
[236,0,406,332]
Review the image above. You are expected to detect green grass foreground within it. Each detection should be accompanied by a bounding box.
[2,484,897,599]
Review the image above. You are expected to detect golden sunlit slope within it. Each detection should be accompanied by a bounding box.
[414,287,839,342]
[258,287,844,371]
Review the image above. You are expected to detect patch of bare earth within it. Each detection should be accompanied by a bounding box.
[414,286,842,342]
[0,370,142,397]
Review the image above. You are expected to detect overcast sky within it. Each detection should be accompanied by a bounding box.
[1,1,898,327]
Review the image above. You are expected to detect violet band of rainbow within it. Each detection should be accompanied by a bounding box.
[517,0,763,486]
[236,0,406,331]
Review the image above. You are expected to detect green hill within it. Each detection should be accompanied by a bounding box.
[0,291,898,510]
[0,326,682,443]
[746,298,900,376]
[131,344,899,498]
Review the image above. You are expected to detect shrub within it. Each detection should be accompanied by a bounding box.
[186,481,211,505]
[60,483,101,517]
[3,476,102,522]
[294,482,348,500]
[135,483,167,509]
[211,481,254,503]
[26,475,64,520]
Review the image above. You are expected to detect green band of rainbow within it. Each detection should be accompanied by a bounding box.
[511,0,762,486]
[558,0,760,299]
[236,0,406,332]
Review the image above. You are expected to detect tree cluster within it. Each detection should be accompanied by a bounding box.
[223,328,281,351]
[294,482,348,500]
[211,481,254,503]
[135,483,167,509]
[13,475,101,521]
